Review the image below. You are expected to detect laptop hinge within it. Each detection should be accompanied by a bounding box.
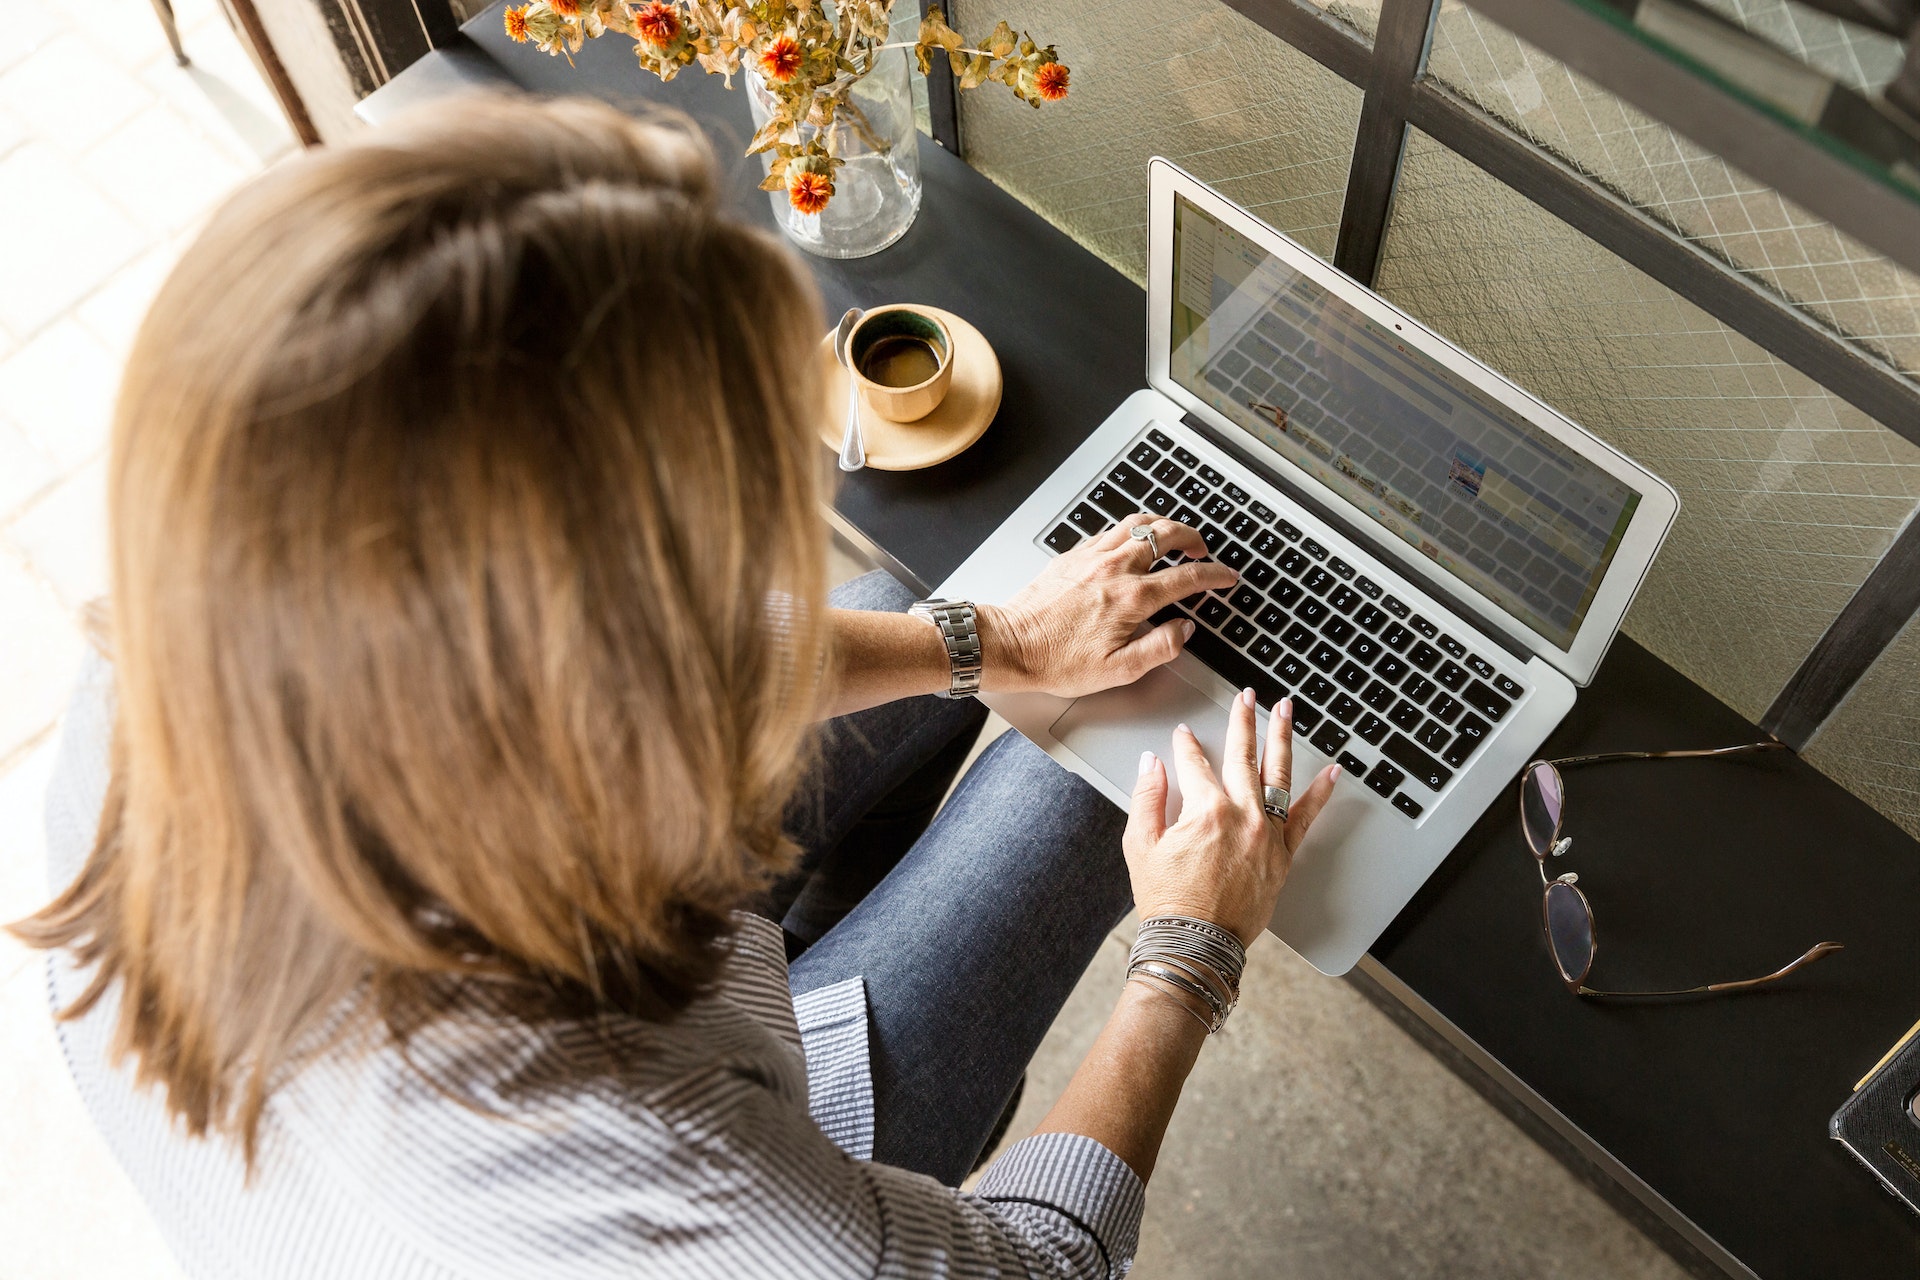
[1179,410,1535,666]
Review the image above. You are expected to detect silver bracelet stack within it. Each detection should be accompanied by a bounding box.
[1126,916,1247,1034]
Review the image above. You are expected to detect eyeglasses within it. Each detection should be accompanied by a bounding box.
[1521,742,1843,998]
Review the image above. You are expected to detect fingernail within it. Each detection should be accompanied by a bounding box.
[1176,722,1191,737]
[1330,765,1342,782]
[1182,620,1196,639]
[1139,750,1156,776]
[1241,687,1255,707]
[1281,696,1293,716]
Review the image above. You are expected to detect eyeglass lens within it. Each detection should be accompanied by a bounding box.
[1521,762,1563,857]
[1543,880,1594,985]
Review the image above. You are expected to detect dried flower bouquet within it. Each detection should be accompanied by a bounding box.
[505,1,1069,213]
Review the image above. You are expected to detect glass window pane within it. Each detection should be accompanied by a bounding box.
[1376,129,1920,722]
[957,0,1363,275]
[1691,0,1906,96]
[1424,0,1920,378]
[1803,615,1920,842]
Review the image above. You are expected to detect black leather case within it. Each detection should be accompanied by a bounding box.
[1832,1021,1920,1217]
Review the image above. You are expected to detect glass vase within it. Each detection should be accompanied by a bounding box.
[747,45,922,259]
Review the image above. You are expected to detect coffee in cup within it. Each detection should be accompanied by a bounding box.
[848,306,955,422]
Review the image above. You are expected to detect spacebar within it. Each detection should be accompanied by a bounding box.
[1180,620,1288,709]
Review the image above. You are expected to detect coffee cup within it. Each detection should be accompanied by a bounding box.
[848,305,955,422]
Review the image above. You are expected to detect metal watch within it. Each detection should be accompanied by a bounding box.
[908,598,983,699]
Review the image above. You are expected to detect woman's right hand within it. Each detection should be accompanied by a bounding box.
[1123,690,1340,947]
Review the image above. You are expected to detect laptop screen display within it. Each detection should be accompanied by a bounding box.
[1169,195,1642,650]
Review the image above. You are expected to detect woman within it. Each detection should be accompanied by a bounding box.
[15,95,1338,1278]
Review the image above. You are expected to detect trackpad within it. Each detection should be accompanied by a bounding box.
[1052,664,1242,825]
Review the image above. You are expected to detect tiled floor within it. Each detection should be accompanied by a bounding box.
[0,0,293,1275]
[0,11,1686,1279]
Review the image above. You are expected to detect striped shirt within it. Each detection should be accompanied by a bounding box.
[41,656,1146,1279]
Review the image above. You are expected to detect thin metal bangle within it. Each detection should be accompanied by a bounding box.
[1132,960,1230,1031]
[1127,972,1217,1034]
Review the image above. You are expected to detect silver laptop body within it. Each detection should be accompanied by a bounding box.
[938,160,1679,975]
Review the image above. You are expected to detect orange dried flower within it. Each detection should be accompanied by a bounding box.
[635,1,681,46]
[504,4,530,42]
[549,0,581,16]
[788,170,832,214]
[760,35,803,83]
[1035,61,1069,101]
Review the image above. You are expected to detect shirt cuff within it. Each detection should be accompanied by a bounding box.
[975,1132,1145,1276]
[793,976,874,1161]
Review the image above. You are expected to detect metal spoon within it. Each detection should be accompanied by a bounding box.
[833,306,866,472]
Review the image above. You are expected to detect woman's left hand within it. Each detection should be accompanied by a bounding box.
[980,515,1239,699]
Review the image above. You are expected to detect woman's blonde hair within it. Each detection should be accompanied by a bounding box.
[11,94,831,1155]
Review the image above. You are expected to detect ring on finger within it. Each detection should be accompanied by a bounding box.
[1262,785,1290,824]
[1128,522,1162,562]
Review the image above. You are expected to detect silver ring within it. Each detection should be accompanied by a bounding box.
[1128,522,1161,561]
[1262,785,1290,823]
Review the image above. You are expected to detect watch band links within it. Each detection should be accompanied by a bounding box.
[909,598,983,699]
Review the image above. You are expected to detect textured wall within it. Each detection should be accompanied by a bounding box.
[1804,611,1920,838]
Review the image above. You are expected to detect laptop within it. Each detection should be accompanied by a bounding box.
[937,159,1679,976]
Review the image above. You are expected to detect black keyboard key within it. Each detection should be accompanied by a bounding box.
[1428,693,1463,724]
[1349,635,1381,666]
[1088,482,1136,521]
[1302,674,1337,705]
[1463,680,1513,722]
[1355,576,1383,599]
[1465,654,1496,680]
[1409,614,1439,639]
[1128,442,1161,469]
[1493,673,1525,700]
[1301,538,1329,560]
[1227,512,1260,540]
[1279,549,1309,576]
[1441,733,1480,769]
[1290,700,1324,732]
[1244,561,1277,590]
[1203,495,1236,522]
[1308,641,1342,672]
[1250,636,1283,666]
[1329,693,1361,724]
[1363,762,1404,798]
[1172,504,1203,529]
[1152,458,1185,487]
[1321,617,1356,647]
[1337,751,1368,777]
[1225,617,1257,646]
[1230,585,1264,615]
[1433,660,1469,691]
[1183,625,1287,709]
[1402,674,1437,704]
[1249,500,1276,523]
[1256,604,1289,634]
[1109,462,1152,499]
[1148,427,1175,449]
[1309,721,1351,758]
[1178,476,1211,504]
[1361,680,1398,712]
[1381,594,1411,618]
[1200,524,1227,553]
[1303,566,1336,594]
[1407,640,1441,671]
[1144,488,1178,517]
[1327,557,1356,580]
[1455,713,1489,748]
[1388,700,1424,731]
[1296,597,1330,627]
[1413,720,1451,753]
[1381,622,1414,652]
[1067,503,1106,535]
[1354,603,1387,633]
[1224,482,1250,504]
[1277,654,1309,684]
[1392,793,1425,819]
[1173,445,1200,467]
[1382,734,1453,791]
[1271,580,1304,608]
[1198,598,1232,627]
[1198,464,1225,485]
[1437,634,1467,660]
[1044,523,1080,552]
[1281,623,1315,653]
[1252,530,1284,558]
[1276,519,1303,541]
[1218,542,1252,571]
[1354,712,1390,745]
[1334,661,1369,692]
[1328,585,1361,614]
[1374,654,1410,684]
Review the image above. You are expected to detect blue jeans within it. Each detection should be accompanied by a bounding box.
[780,572,1133,1187]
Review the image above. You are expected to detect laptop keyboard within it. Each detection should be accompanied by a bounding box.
[1040,425,1529,821]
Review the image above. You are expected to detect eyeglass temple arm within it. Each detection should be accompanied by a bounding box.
[1549,740,1788,771]
[1576,941,1844,998]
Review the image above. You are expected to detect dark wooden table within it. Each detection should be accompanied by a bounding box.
[362,16,1920,1277]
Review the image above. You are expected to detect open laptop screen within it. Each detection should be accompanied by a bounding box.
[1169,195,1642,651]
